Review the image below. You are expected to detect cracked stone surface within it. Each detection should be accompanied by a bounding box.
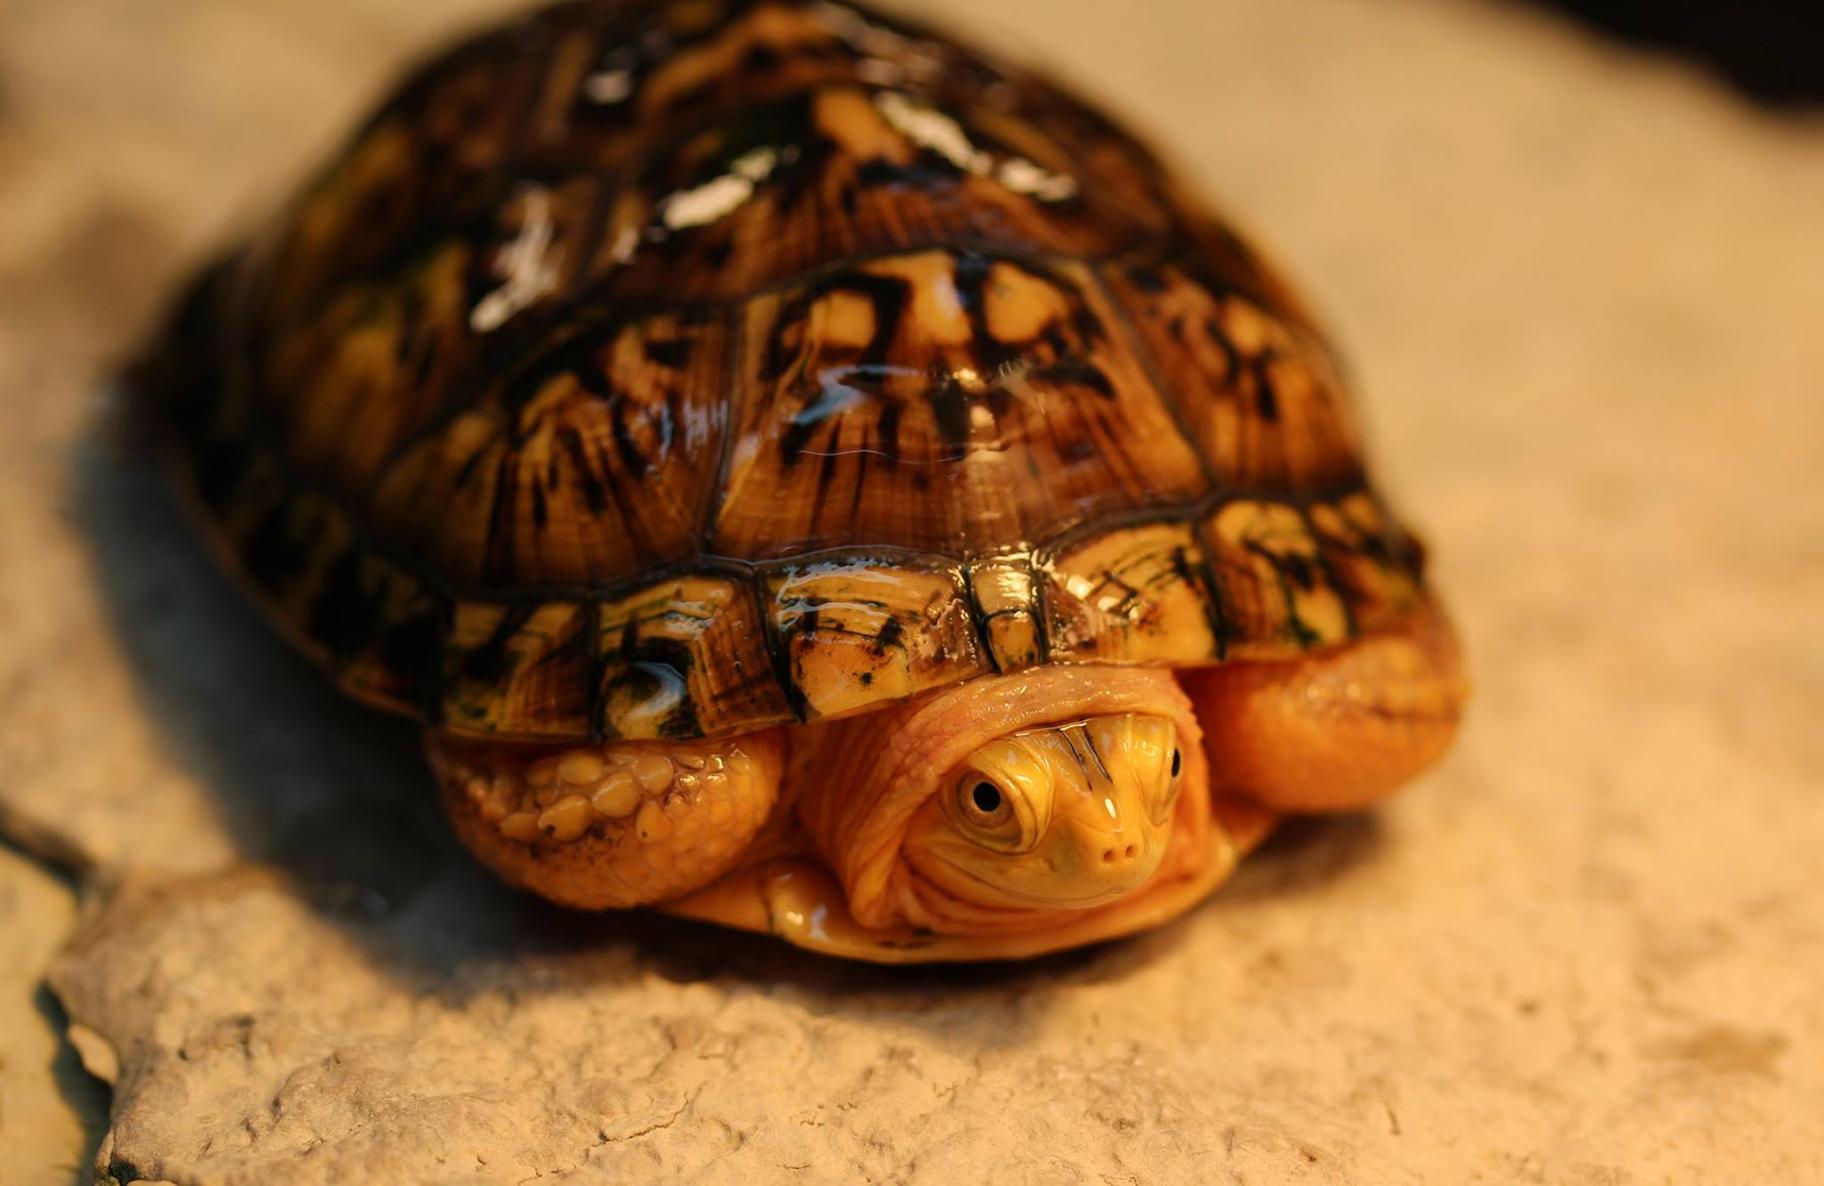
[2,0,1821,1182]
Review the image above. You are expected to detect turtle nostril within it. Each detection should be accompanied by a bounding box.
[1101,848,1116,864]
[1124,844,1138,859]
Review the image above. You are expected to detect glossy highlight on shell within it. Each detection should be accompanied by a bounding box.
[141,0,1470,962]
[149,0,1428,748]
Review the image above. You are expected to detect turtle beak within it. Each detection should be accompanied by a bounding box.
[1055,786,1167,896]
[1048,716,1173,896]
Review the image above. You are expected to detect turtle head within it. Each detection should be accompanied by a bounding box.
[903,714,1184,911]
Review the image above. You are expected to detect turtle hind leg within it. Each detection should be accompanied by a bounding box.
[1182,602,1467,813]
[430,728,786,910]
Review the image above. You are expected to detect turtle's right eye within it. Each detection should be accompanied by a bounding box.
[944,738,1056,854]
[969,781,1007,820]
[948,771,1040,852]
[958,777,1015,832]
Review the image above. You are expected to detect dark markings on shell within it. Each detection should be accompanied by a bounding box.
[147,0,1433,742]
[462,605,537,684]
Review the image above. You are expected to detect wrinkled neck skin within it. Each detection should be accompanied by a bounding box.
[793,665,1222,939]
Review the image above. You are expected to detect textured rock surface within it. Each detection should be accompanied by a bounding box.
[0,848,105,1185]
[2,0,1821,1182]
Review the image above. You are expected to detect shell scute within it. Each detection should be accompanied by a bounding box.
[595,576,794,740]
[1202,500,1353,657]
[320,552,446,712]
[767,557,989,721]
[966,557,1044,673]
[1306,493,1425,635]
[255,10,572,328]
[368,306,731,588]
[1104,255,1363,495]
[1040,523,1222,665]
[441,600,594,737]
[712,248,1208,560]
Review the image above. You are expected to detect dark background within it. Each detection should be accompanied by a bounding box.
[1544,0,1822,104]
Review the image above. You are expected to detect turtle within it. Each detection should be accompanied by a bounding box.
[140,0,1467,963]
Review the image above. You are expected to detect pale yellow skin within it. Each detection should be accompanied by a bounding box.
[905,715,1184,914]
[434,608,1465,963]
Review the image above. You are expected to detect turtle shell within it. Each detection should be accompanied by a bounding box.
[152,0,1433,744]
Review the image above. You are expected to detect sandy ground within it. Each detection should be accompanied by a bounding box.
[0,0,1819,1182]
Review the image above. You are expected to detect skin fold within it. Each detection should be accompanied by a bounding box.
[433,614,1465,962]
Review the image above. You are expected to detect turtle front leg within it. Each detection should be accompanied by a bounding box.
[1181,603,1467,813]
[430,729,786,909]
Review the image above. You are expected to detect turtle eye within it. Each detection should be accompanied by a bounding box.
[949,773,1035,851]
[1148,738,1184,826]
[959,779,1014,829]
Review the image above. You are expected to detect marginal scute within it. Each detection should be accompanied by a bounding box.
[967,557,1043,672]
[1307,493,1424,635]
[325,552,444,712]
[441,601,593,738]
[768,558,989,721]
[1202,500,1351,657]
[239,487,358,629]
[1042,523,1221,664]
[209,448,289,547]
[595,576,794,740]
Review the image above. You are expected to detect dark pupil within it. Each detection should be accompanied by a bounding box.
[1170,748,1181,777]
[971,782,1003,814]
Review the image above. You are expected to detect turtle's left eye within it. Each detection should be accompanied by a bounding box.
[1148,737,1184,826]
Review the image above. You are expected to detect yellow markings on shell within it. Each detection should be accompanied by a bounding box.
[863,253,972,346]
[439,600,592,737]
[595,576,795,741]
[1218,294,1271,354]
[981,260,1070,344]
[1306,492,1422,633]
[968,558,1043,672]
[499,811,541,842]
[808,286,879,352]
[813,87,909,163]
[1044,523,1219,664]
[635,2,831,115]
[1207,500,1351,655]
[771,561,988,721]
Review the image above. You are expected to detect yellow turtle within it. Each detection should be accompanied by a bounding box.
[142,0,1466,962]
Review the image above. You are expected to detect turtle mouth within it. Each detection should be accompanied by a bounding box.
[926,855,1156,911]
